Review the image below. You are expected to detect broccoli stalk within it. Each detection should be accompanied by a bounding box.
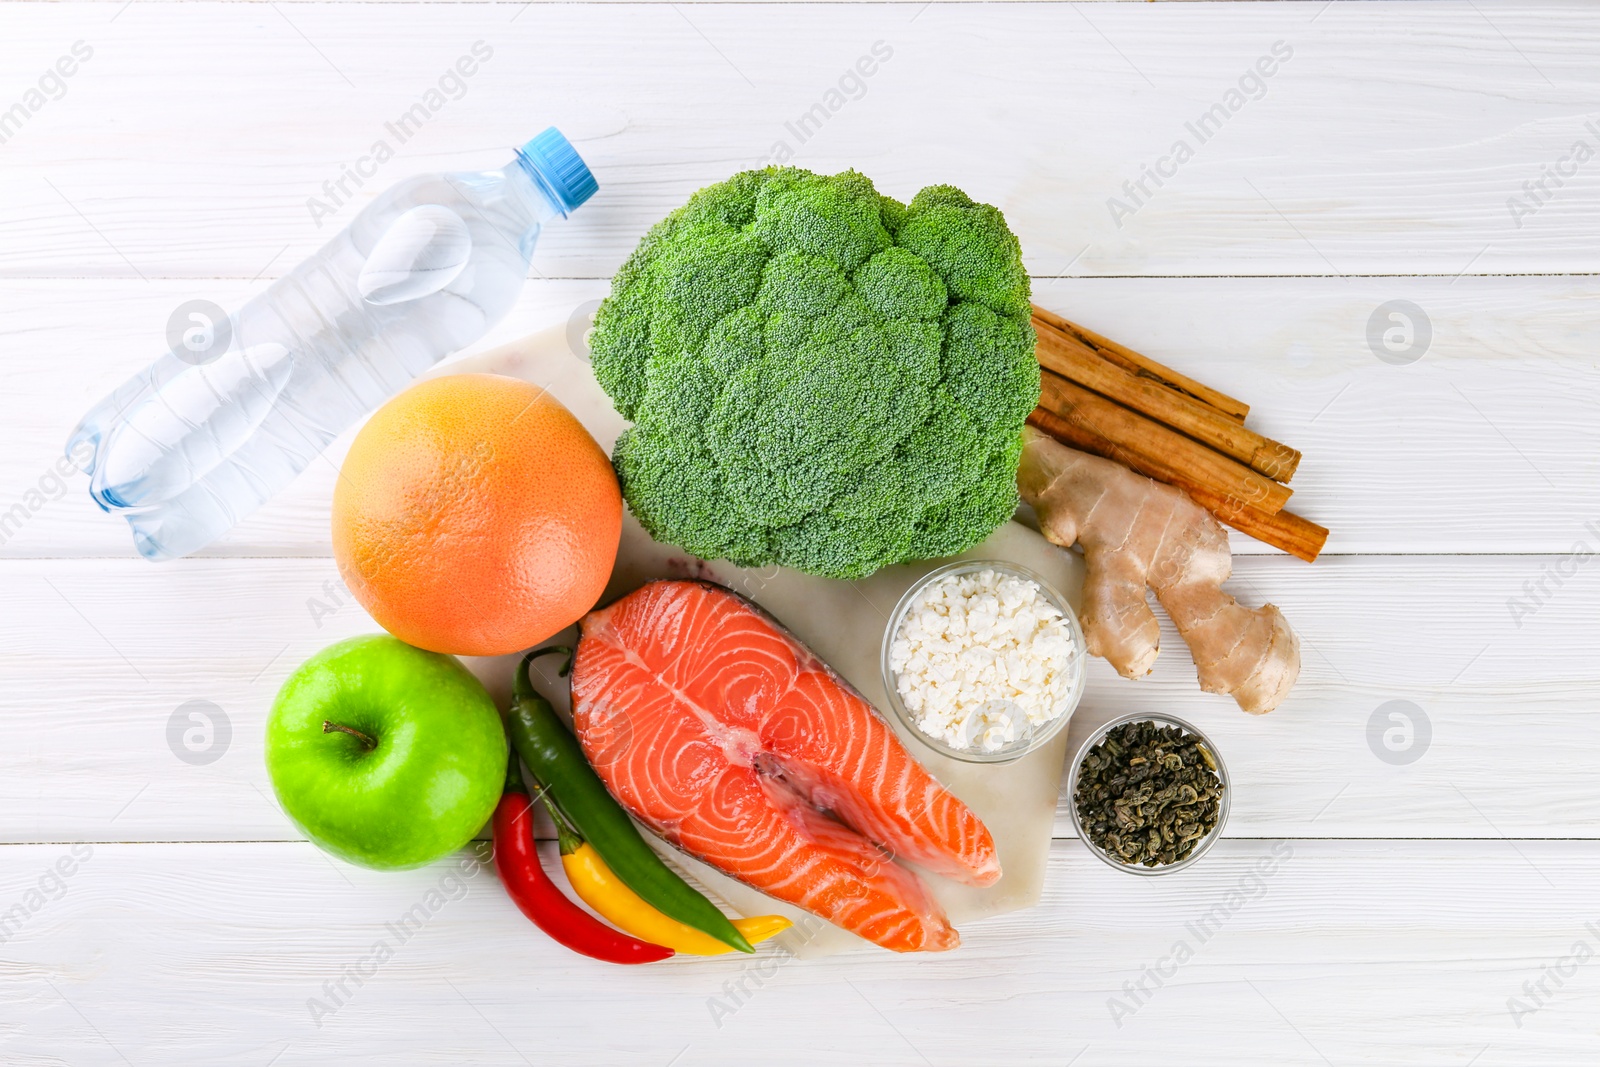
[590,167,1038,580]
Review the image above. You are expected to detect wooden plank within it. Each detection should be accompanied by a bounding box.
[0,552,1596,843]
[4,838,1599,1063]
[0,4,1598,278]
[6,274,1599,558]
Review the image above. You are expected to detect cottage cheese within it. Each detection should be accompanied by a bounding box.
[888,568,1080,753]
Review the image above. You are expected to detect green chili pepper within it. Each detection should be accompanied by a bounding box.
[509,649,754,954]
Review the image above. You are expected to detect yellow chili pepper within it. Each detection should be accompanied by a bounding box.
[561,841,791,956]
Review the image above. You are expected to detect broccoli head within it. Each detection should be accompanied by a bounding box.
[590,167,1038,580]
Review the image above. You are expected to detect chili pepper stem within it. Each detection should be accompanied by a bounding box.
[504,750,527,794]
[531,787,585,857]
[322,720,377,749]
[517,646,575,702]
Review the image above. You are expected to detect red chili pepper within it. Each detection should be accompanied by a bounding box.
[493,756,673,965]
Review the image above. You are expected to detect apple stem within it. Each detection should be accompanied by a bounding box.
[323,720,377,750]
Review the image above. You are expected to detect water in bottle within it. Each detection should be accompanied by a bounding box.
[66,127,597,561]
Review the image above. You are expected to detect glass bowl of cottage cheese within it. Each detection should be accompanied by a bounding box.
[881,560,1087,764]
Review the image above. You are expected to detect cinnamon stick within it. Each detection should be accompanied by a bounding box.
[1032,317,1301,482]
[1184,486,1329,564]
[1031,304,1250,422]
[1026,407,1327,562]
[1033,371,1293,516]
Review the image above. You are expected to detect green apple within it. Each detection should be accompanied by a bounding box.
[266,634,507,870]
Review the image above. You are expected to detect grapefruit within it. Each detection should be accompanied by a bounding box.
[332,373,621,657]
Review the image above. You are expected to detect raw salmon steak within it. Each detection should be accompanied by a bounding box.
[571,579,1002,953]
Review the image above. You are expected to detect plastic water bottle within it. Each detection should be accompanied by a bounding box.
[66,128,597,561]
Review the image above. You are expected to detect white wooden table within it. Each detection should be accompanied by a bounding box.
[5,1,1600,1062]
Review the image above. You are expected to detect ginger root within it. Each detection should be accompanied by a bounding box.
[1017,428,1300,714]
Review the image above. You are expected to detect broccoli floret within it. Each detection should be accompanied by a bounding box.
[591,167,1038,580]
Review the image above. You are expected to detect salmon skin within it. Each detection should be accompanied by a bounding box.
[570,579,1001,953]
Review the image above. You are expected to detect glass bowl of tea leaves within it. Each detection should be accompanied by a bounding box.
[1067,712,1230,876]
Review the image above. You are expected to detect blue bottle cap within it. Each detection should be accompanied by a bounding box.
[517,127,598,215]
